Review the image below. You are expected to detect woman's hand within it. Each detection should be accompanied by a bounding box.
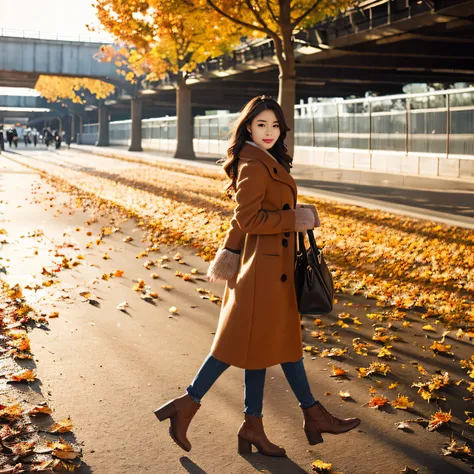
[296,203,321,227]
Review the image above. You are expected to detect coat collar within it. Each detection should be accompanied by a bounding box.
[239,142,297,204]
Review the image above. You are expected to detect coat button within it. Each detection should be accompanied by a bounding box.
[281,274,287,282]
[284,232,290,237]
[282,238,288,247]
[282,203,290,210]
[273,167,278,174]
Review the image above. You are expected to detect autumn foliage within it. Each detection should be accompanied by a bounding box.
[35,75,115,104]
[94,0,242,82]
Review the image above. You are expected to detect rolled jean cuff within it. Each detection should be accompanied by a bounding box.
[186,386,201,404]
[243,410,263,417]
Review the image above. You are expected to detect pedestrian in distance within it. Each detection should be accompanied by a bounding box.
[54,130,61,149]
[0,126,4,151]
[6,129,13,148]
[43,128,52,148]
[11,128,18,148]
[154,96,360,457]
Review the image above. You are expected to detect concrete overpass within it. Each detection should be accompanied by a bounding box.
[2,1,474,112]
[2,0,474,151]
[142,0,474,110]
[0,34,125,89]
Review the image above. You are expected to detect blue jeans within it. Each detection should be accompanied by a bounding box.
[186,353,318,417]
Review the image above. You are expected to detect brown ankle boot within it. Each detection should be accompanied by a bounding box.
[154,393,200,452]
[302,402,360,445]
[237,414,286,457]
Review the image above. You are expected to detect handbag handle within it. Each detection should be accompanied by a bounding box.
[297,230,322,263]
[307,229,322,258]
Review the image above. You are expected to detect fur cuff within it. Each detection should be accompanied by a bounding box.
[207,248,241,282]
[294,208,315,232]
[297,203,321,227]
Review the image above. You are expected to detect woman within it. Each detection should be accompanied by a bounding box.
[154,96,360,457]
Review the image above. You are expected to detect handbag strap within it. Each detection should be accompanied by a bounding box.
[306,229,322,259]
[297,231,305,254]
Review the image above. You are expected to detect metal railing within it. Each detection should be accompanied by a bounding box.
[84,87,474,160]
[291,88,474,157]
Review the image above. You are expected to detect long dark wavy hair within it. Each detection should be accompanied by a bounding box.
[218,95,292,199]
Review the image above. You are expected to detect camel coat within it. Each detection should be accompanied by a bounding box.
[210,142,303,369]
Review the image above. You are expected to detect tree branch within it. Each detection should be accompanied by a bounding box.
[245,0,269,30]
[272,35,286,70]
[206,0,273,35]
[291,0,322,29]
[266,0,279,24]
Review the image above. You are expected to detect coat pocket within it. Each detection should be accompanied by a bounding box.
[258,234,280,257]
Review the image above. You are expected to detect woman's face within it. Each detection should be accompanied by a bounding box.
[246,109,281,150]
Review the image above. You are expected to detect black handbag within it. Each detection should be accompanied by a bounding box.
[294,229,334,314]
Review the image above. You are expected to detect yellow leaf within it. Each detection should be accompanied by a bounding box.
[9,369,36,382]
[331,365,348,377]
[0,403,24,420]
[27,404,53,415]
[311,460,332,472]
[49,417,73,433]
[390,394,414,410]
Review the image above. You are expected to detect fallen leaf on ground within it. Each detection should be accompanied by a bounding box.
[49,417,73,433]
[339,390,352,400]
[368,395,389,409]
[9,369,36,382]
[27,404,53,415]
[427,409,452,431]
[331,366,348,377]
[311,460,332,472]
[390,395,415,410]
[116,301,129,311]
[47,436,81,460]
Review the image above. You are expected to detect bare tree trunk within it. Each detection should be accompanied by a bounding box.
[275,20,297,156]
[96,102,109,147]
[174,75,196,160]
[278,73,296,156]
[129,97,143,152]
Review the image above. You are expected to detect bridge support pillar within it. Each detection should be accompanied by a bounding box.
[129,98,143,152]
[71,115,77,143]
[64,115,72,147]
[78,115,83,144]
[96,104,109,147]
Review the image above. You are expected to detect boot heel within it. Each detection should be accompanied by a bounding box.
[305,430,323,445]
[154,401,176,421]
[238,436,252,454]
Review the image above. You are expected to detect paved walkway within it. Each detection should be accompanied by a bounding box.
[1,150,472,474]
[70,144,474,229]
